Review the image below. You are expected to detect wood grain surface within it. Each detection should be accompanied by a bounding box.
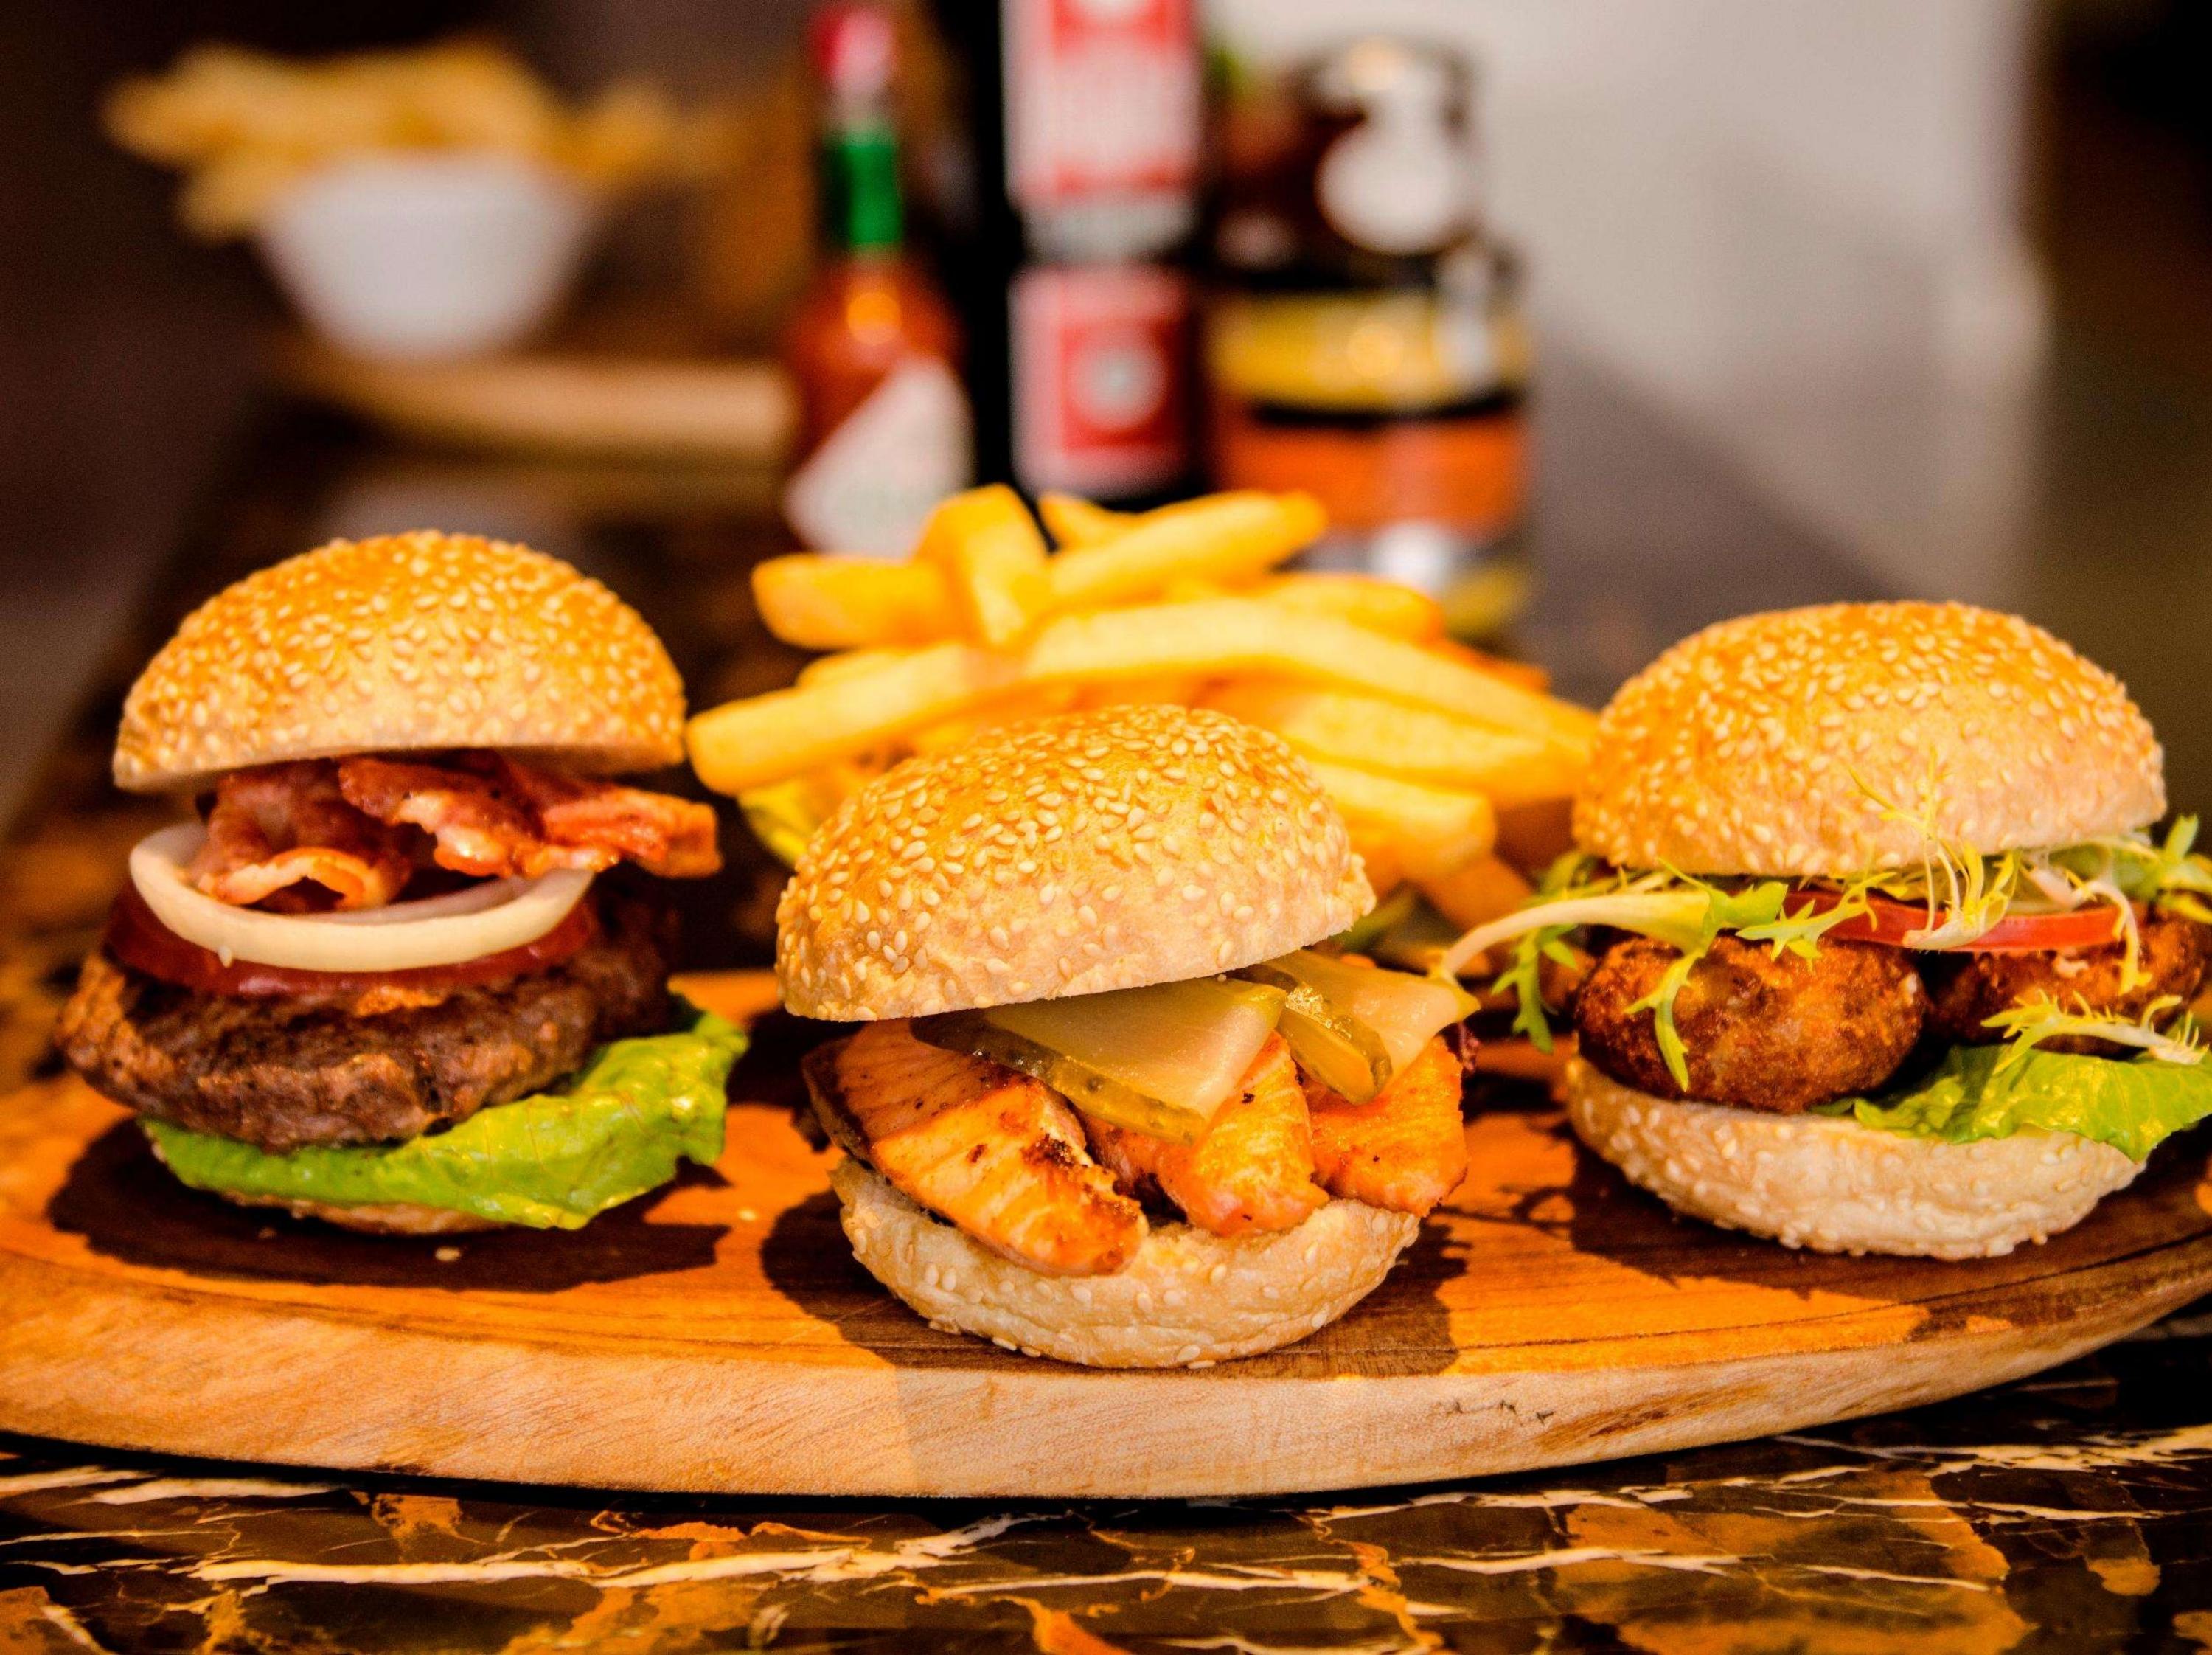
[2,972,2209,1499]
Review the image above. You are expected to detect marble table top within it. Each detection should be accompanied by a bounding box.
[7,1316,2212,1650]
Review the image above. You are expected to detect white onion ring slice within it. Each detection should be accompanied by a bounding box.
[128,822,594,972]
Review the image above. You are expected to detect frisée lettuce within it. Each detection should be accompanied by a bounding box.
[145,1004,746,1229]
[1446,816,2212,1092]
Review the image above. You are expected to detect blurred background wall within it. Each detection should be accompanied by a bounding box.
[1213,0,2048,603]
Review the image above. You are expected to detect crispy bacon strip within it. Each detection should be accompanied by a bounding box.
[482,757,723,879]
[189,762,414,911]
[335,756,557,878]
[336,753,721,883]
[189,753,720,912]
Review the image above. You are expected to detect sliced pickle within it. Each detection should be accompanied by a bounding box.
[911,976,1289,1145]
[1242,948,1476,1102]
[1271,981,1394,1103]
[913,1013,1208,1143]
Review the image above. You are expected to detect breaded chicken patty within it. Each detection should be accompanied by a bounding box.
[1921,912,2212,1053]
[1574,932,1925,1112]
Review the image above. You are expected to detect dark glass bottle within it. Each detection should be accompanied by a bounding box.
[928,0,1203,509]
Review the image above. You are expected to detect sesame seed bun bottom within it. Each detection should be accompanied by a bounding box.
[830,1158,1419,1367]
[1563,1058,2141,1260]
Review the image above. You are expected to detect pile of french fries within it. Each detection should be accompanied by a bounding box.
[686,487,1598,934]
[105,41,704,239]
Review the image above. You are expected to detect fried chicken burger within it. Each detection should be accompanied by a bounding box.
[779,705,1474,1367]
[1447,601,2212,1259]
[57,532,744,1235]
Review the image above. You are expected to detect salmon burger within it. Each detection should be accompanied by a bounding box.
[779,704,1475,1367]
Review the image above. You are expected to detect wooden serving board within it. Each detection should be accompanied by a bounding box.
[3,972,2210,1499]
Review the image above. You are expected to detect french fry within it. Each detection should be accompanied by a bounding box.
[1204,679,1580,805]
[687,642,1018,794]
[752,555,961,650]
[1038,492,1135,549]
[1418,853,1534,932]
[1303,760,1496,883]
[914,485,1051,648]
[796,648,911,687]
[906,715,992,757]
[1071,674,1211,710]
[1428,635,1551,693]
[903,687,1082,755]
[106,42,692,240]
[1159,576,1234,604]
[700,486,1596,877]
[1045,491,1325,611]
[1256,573,1444,642]
[1023,599,1596,763]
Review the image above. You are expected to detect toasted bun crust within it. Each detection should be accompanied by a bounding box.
[831,1159,1416,1367]
[114,530,686,791]
[1562,1058,2140,1260]
[778,706,1373,1019]
[1573,602,2164,875]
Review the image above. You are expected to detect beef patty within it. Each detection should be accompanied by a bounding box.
[56,892,673,1153]
[1574,932,1926,1112]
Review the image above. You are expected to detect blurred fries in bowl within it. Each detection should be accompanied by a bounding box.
[689,486,1596,955]
[106,41,702,240]
[106,41,714,358]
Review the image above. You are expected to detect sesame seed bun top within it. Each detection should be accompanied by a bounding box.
[113,531,687,792]
[1573,601,2165,876]
[776,705,1374,1020]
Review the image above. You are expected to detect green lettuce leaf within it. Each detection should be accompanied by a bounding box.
[1817,1043,2212,1162]
[144,1005,747,1229]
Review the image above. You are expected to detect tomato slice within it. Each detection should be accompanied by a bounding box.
[103,882,598,997]
[1786,889,2136,952]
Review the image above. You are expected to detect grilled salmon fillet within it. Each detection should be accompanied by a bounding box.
[1089,1035,1328,1238]
[803,1019,1145,1276]
[1304,1035,1469,1216]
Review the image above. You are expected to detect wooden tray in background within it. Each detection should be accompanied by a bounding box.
[278,336,793,464]
[2,972,2208,1499]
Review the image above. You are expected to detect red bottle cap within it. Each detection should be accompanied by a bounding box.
[812,2,896,106]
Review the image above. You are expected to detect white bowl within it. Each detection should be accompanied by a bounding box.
[257,153,598,361]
